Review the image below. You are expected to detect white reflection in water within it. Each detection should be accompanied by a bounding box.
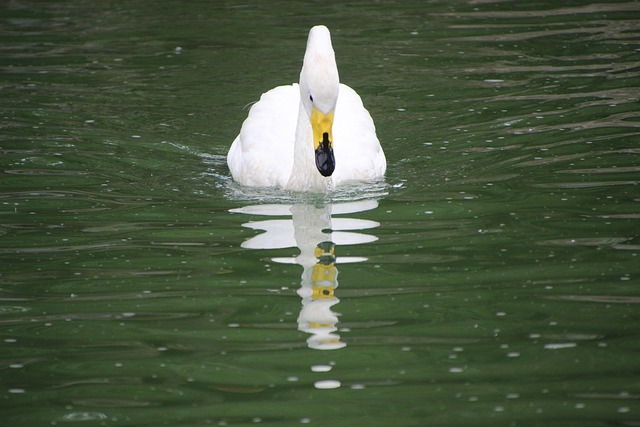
[230,200,380,350]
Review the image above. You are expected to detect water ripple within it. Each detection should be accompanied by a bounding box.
[539,237,631,247]
[549,295,640,304]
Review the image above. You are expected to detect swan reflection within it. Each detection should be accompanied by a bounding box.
[230,200,380,350]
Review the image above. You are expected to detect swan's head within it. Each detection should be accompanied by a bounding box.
[300,25,339,178]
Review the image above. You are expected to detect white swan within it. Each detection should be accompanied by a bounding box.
[227,25,386,192]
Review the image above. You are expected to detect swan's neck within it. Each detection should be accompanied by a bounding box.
[285,100,331,192]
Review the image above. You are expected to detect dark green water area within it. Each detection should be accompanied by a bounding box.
[1,1,639,426]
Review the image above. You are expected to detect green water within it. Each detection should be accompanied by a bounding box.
[1,1,639,426]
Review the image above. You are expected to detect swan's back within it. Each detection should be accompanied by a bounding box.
[227,84,299,187]
[332,84,386,184]
[228,83,385,188]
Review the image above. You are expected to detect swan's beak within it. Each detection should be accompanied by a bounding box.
[311,107,335,177]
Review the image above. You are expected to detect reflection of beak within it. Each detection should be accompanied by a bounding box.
[311,107,335,177]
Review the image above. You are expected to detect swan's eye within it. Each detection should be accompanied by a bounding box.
[309,95,314,102]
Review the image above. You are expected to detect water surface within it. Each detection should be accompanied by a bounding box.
[1,1,639,426]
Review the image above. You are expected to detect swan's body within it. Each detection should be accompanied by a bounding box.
[227,26,386,192]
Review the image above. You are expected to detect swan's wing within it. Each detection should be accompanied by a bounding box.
[332,84,386,183]
[228,84,299,187]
